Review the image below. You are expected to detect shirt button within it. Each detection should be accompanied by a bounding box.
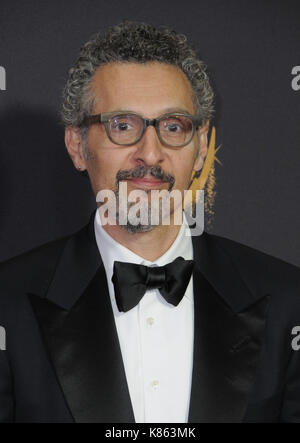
[151,380,159,390]
[146,317,155,327]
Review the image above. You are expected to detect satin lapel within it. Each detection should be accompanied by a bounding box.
[29,264,135,423]
[188,233,271,423]
[28,211,135,423]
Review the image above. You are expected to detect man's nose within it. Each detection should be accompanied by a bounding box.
[133,125,164,166]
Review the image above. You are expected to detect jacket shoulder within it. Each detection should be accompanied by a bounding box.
[207,232,300,293]
[0,234,71,295]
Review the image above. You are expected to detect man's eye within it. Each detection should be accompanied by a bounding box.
[111,117,135,131]
[163,119,184,132]
[111,121,130,131]
[116,122,129,131]
[166,123,181,132]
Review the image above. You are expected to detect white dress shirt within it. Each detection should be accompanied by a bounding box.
[94,209,194,423]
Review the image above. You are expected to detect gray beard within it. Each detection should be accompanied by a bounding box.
[113,165,175,234]
[114,190,164,234]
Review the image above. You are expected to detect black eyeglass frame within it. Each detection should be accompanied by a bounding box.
[80,111,202,147]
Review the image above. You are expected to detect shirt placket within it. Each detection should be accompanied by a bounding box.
[139,287,165,423]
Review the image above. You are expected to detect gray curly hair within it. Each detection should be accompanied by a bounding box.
[61,20,214,136]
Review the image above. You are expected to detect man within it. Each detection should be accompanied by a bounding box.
[0,20,300,423]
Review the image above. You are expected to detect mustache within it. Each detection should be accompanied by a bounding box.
[115,166,175,191]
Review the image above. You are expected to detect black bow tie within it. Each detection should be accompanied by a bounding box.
[111,256,195,313]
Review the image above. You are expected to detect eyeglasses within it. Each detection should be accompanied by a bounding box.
[81,111,202,147]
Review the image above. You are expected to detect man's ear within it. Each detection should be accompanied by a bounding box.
[64,127,87,171]
[193,121,209,172]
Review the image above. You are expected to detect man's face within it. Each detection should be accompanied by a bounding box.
[66,62,208,231]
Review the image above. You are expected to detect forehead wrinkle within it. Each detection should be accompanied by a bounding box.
[90,62,195,115]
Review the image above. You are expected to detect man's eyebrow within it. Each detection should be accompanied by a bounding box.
[159,107,193,115]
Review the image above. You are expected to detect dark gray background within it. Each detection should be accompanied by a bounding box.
[0,0,299,266]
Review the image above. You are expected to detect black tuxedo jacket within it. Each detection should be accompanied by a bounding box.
[0,210,300,423]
